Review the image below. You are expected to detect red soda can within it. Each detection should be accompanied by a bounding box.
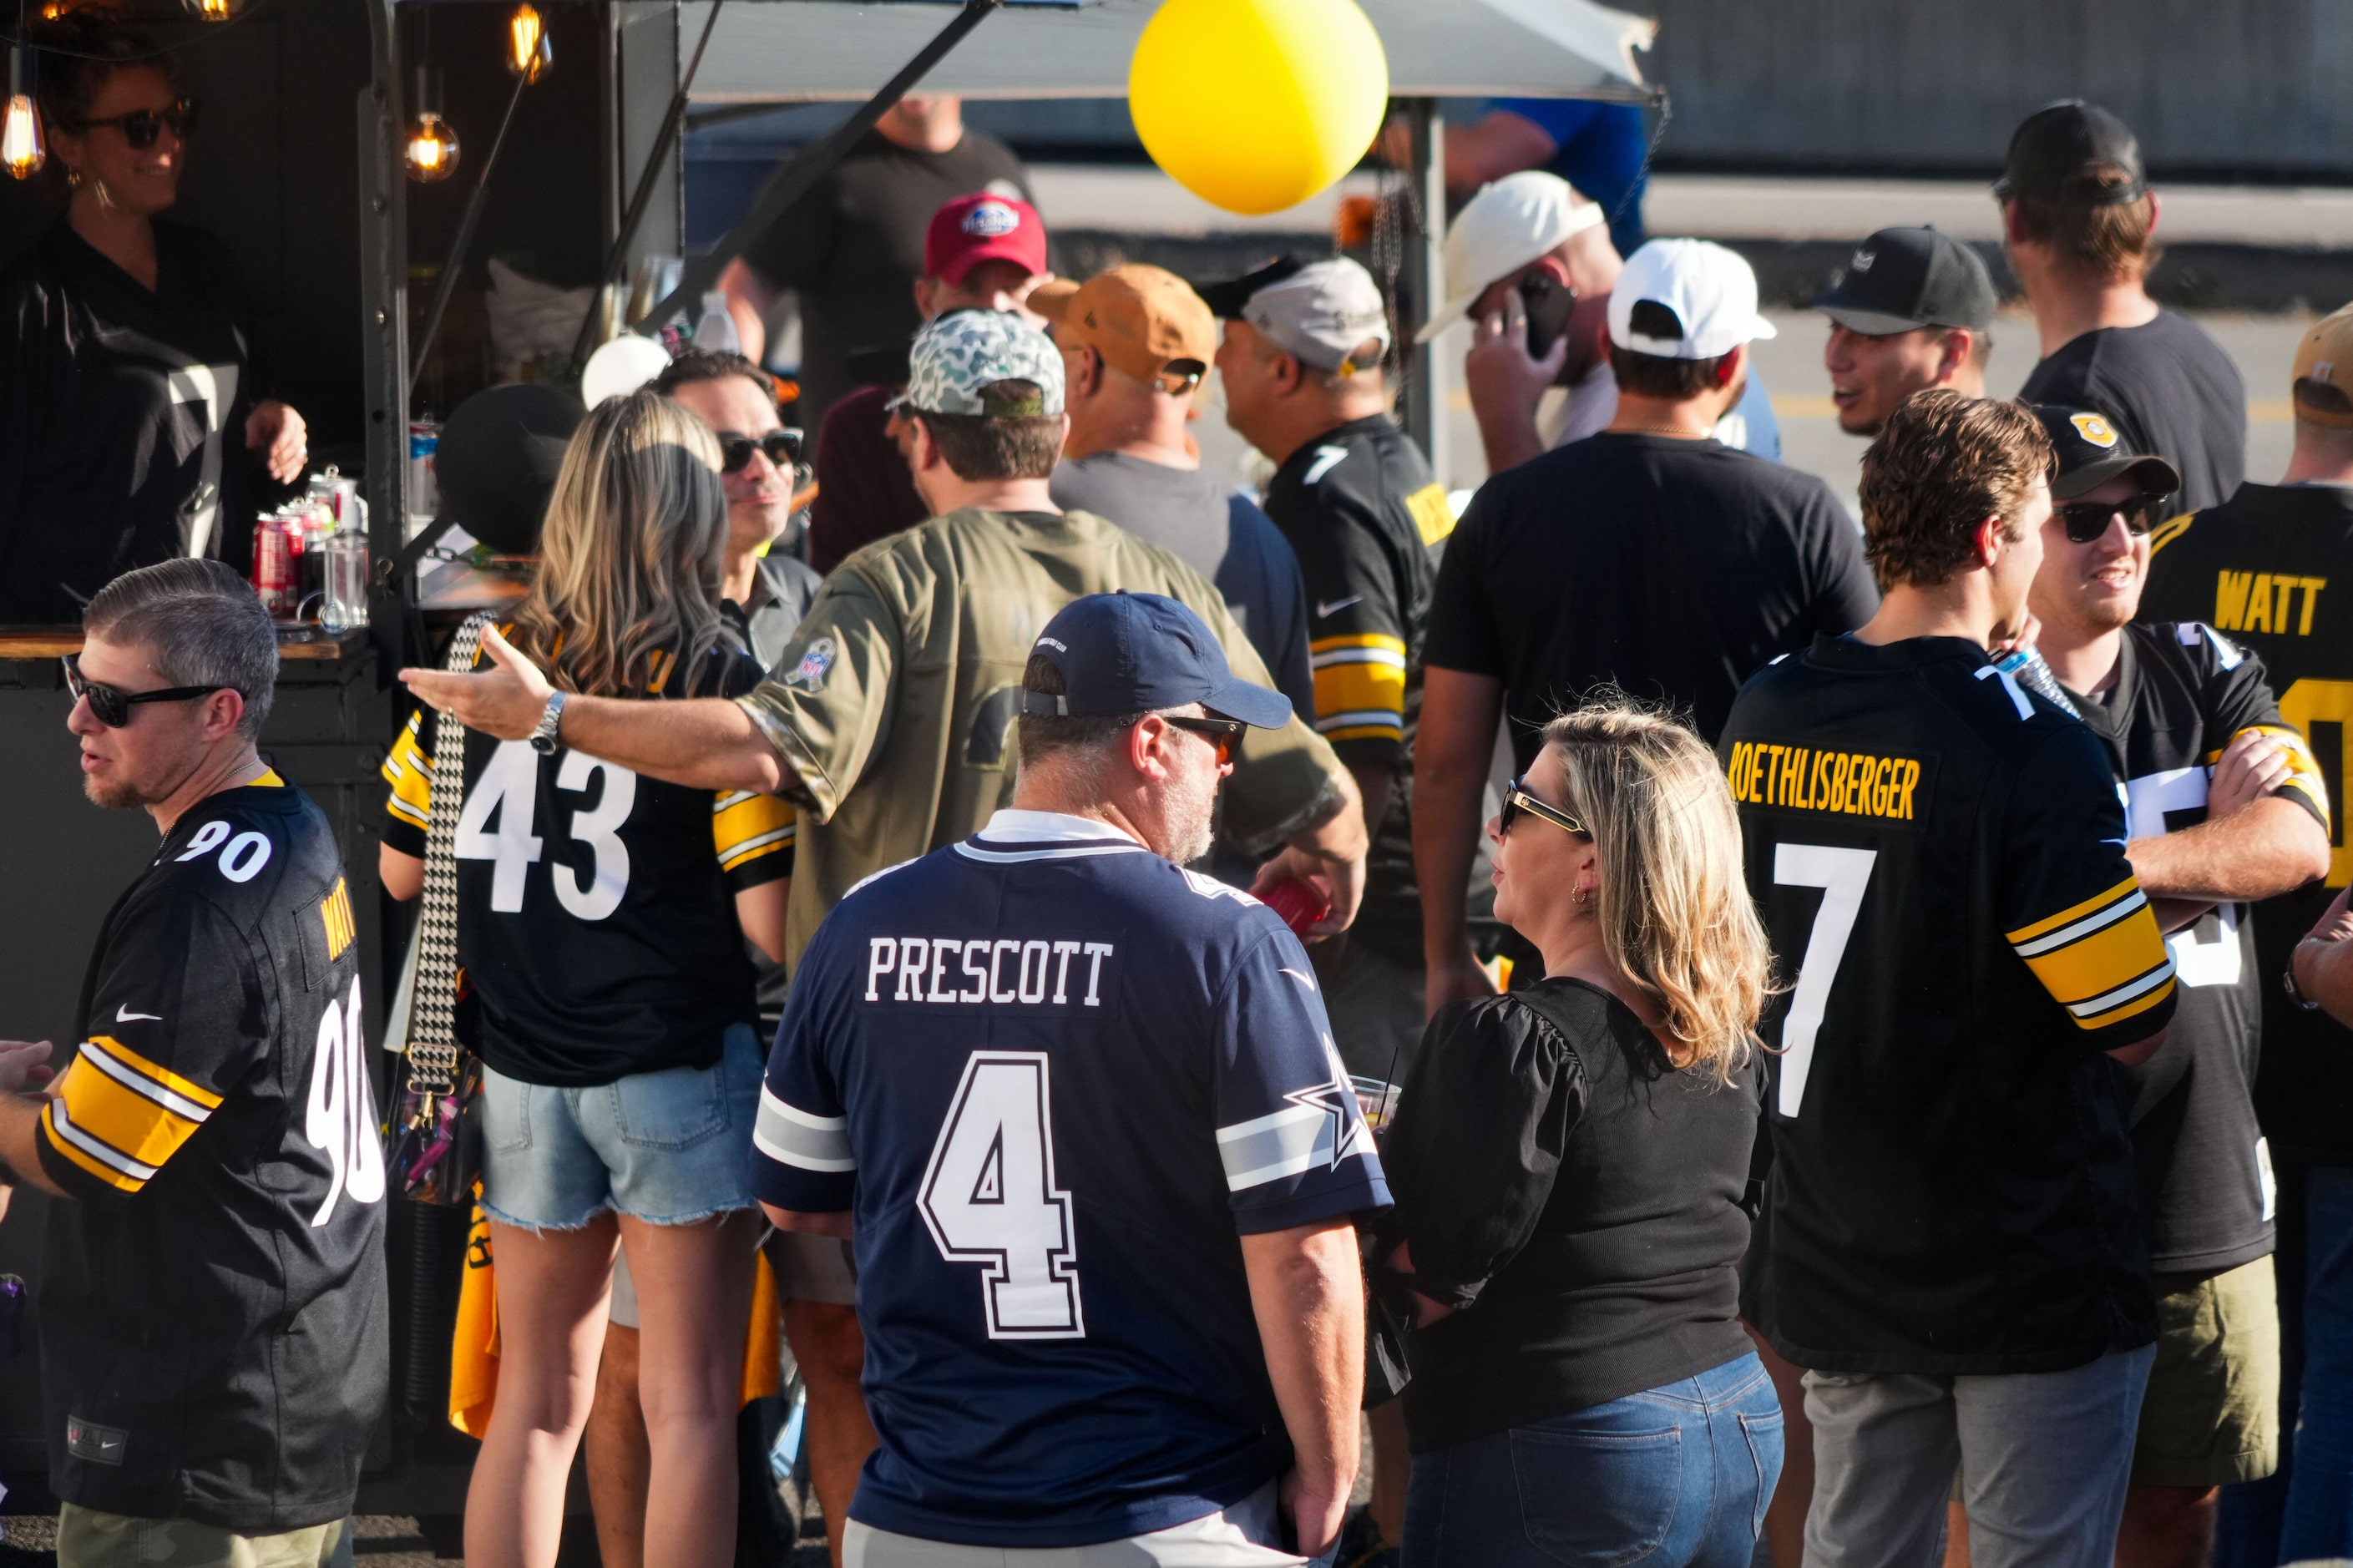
[1258,876,1332,937]
[252,511,296,615]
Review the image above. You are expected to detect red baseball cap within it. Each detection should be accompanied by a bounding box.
[923,192,1048,286]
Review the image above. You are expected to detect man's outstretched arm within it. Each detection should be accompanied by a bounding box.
[402,625,786,793]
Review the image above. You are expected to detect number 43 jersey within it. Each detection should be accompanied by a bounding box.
[1720,635,2175,1376]
[756,810,1392,1549]
[381,642,792,1085]
[34,775,388,1534]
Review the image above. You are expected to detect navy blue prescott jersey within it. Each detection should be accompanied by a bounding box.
[755,809,1391,1548]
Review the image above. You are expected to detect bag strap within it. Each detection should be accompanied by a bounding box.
[403,611,496,1109]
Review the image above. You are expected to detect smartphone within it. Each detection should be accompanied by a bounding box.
[1518,271,1579,359]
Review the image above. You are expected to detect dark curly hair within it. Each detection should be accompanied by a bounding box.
[1859,390,2055,591]
[28,8,175,135]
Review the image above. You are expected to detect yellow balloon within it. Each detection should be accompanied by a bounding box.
[1129,0,1389,217]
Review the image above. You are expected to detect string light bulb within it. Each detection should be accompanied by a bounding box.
[506,4,550,83]
[182,0,232,18]
[3,48,42,181]
[403,68,458,184]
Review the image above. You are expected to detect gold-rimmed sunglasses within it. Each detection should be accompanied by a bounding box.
[1500,775,1590,838]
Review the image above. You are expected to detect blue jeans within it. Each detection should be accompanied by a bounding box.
[1401,1353,1783,1568]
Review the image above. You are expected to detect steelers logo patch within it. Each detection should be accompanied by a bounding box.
[2070,412,2119,448]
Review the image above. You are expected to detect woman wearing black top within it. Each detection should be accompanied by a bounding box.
[0,18,306,623]
[1383,702,1780,1568]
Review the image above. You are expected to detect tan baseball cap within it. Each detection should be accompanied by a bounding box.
[2292,302,2353,427]
[1032,264,1216,393]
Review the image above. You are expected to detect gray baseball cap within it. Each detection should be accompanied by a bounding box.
[1200,256,1390,374]
[894,307,1066,417]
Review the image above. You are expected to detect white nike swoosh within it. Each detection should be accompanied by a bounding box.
[1280,968,1319,991]
[115,1005,161,1023]
[1315,595,1363,619]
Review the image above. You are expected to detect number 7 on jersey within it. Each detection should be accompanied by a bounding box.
[1773,844,1878,1117]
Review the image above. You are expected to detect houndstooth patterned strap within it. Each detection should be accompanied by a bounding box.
[405,612,494,1097]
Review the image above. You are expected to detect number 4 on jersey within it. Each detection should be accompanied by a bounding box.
[918,1051,1085,1339]
[1774,844,1878,1117]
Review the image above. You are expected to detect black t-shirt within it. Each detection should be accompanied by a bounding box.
[1430,432,1879,761]
[1379,979,1760,1450]
[739,129,1032,428]
[1723,635,2173,1373]
[36,776,388,1532]
[382,640,792,1085]
[2067,623,2324,1272]
[0,220,280,620]
[2143,483,2353,1163]
[2018,310,2245,515]
[1260,415,1452,965]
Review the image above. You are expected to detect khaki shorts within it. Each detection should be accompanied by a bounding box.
[2132,1253,2281,1488]
[56,1505,350,1568]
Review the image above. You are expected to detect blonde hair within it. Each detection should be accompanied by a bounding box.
[509,392,731,698]
[1541,700,1774,1083]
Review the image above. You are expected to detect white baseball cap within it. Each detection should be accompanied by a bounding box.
[1607,239,1777,360]
[1414,171,1606,345]
[1211,256,1391,374]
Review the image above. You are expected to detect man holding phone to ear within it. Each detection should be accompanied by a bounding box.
[1419,172,1782,476]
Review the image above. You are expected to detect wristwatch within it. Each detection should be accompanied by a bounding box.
[2285,957,2323,1012]
[528,690,568,755]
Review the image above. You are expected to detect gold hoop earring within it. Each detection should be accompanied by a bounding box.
[1571,885,1590,907]
[65,167,83,190]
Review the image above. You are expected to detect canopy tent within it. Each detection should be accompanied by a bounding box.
[678,0,1657,104]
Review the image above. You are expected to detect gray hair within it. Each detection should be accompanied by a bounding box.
[83,559,279,737]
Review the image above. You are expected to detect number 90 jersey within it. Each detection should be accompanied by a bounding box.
[381,641,792,1086]
[1719,635,2173,1377]
[755,811,1391,1550]
[35,775,389,1534]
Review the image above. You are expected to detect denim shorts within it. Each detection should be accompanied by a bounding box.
[479,1022,764,1231]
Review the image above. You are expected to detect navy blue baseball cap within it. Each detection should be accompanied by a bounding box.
[1021,593,1292,729]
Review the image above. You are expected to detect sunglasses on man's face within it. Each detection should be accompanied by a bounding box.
[717,429,802,476]
[1165,716,1245,766]
[1500,775,1591,839]
[2059,497,2160,545]
[77,98,199,150]
[63,653,228,729]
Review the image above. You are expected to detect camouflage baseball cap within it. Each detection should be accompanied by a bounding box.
[894,307,1066,417]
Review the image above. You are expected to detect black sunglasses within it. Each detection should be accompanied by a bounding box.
[63,653,228,728]
[1166,715,1246,765]
[717,429,802,476]
[76,98,199,150]
[2059,497,2159,544]
[1500,774,1591,838]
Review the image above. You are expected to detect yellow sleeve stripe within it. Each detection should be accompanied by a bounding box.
[1309,634,1407,660]
[2011,889,2177,1029]
[2235,725,2334,830]
[715,792,796,866]
[2145,511,2198,556]
[2077,972,2176,1029]
[382,718,433,827]
[41,1105,145,1192]
[2006,876,2142,945]
[1322,722,1405,743]
[1405,483,1456,547]
[1313,661,1406,728]
[49,1044,212,1179]
[83,1034,225,1111]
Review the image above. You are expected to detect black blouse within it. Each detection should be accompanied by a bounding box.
[1379,978,1761,1451]
[0,220,273,621]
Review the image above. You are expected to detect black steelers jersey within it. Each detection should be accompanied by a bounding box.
[2066,623,2325,1273]
[1721,635,2173,1374]
[34,774,388,1533]
[2143,484,2353,1163]
[382,640,792,1086]
[1263,413,1452,964]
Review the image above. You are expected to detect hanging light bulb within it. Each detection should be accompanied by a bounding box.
[3,48,43,181]
[507,4,550,83]
[403,68,458,184]
[182,0,232,19]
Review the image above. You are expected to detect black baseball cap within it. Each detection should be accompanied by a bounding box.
[2027,404,2180,503]
[1996,100,2148,207]
[1020,593,1292,730]
[1816,226,1997,335]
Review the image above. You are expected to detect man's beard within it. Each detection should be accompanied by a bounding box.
[1158,762,1220,867]
[83,770,148,810]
